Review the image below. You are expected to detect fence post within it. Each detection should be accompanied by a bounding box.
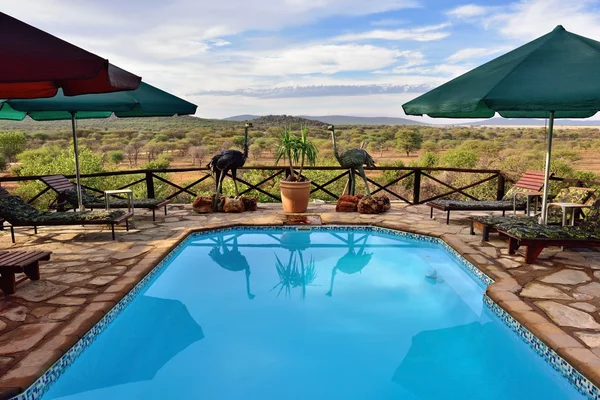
[496,173,505,200]
[146,171,155,199]
[413,169,421,204]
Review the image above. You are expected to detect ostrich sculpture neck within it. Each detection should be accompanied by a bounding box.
[330,127,341,163]
[242,125,250,160]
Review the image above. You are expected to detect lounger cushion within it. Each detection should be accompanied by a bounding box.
[0,195,125,224]
[472,214,562,227]
[430,199,526,211]
[64,188,167,209]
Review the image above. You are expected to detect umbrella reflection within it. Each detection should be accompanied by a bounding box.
[326,233,373,297]
[209,235,255,299]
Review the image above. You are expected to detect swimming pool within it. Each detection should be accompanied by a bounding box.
[35,227,588,399]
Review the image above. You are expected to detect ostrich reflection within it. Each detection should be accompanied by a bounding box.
[326,233,373,297]
[209,235,255,299]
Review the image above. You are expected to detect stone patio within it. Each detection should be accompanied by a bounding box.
[1,202,600,398]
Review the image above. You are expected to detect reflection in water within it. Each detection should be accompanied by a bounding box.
[209,235,255,299]
[326,233,373,297]
[271,231,317,298]
[46,296,204,398]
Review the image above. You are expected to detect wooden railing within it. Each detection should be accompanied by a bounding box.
[0,166,597,207]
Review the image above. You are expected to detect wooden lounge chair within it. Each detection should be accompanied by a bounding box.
[0,250,51,294]
[41,175,170,221]
[427,170,550,224]
[0,187,132,243]
[470,187,596,240]
[496,199,600,263]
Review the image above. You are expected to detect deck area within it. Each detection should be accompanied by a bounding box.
[1,202,600,397]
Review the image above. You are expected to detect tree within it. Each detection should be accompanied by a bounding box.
[175,139,191,157]
[250,143,262,160]
[396,129,422,157]
[189,146,206,165]
[440,149,479,168]
[108,150,125,165]
[124,139,146,166]
[421,140,438,153]
[0,131,26,163]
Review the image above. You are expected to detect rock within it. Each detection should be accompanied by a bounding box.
[576,332,600,348]
[576,282,600,297]
[192,195,214,213]
[223,197,244,213]
[241,196,258,211]
[336,195,360,212]
[357,196,389,214]
[570,302,598,313]
[535,301,600,329]
[521,283,571,300]
[539,269,590,285]
[0,306,28,322]
[0,323,59,354]
[13,281,68,303]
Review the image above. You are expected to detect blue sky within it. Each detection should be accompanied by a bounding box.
[3,0,600,120]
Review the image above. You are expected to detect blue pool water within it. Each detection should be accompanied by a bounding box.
[41,228,585,400]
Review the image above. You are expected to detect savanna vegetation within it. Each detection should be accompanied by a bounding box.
[0,115,598,208]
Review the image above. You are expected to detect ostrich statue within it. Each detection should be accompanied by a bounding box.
[208,235,255,299]
[328,125,375,196]
[207,122,253,209]
[326,233,372,297]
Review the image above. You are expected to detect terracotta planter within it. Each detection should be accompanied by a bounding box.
[280,180,311,213]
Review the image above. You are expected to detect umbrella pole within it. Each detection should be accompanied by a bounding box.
[540,111,555,224]
[71,112,84,212]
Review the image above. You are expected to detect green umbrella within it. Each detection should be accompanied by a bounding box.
[0,82,197,210]
[402,25,600,223]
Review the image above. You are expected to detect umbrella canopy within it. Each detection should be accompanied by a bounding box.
[0,82,197,210]
[0,12,141,99]
[402,25,600,223]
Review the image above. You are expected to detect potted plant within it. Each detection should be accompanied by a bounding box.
[275,125,318,213]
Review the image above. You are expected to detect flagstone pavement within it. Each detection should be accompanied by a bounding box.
[0,202,600,398]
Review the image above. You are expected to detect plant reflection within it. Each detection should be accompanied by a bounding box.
[271,231,317,298]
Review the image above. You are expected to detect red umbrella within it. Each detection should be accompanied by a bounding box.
[0,12,141,99]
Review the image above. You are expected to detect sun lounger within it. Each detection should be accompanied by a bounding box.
[427,170,549,224]
[41,175,170,221]
[470,187,596,240]
[0,187,132,243]
[0,250,51,294]
[496,199,600,263]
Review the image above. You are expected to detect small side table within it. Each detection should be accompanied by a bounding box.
[547,202,590,226]
[514,190,543,216]
[104,189,134,222]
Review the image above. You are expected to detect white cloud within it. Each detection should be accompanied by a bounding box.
[445,47,510,63]
[447,4,488,18]
[370,19,408,27]
[393,63,471,77]
[334,23,452,42]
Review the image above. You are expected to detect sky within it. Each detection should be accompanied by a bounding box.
[4,0,600,121]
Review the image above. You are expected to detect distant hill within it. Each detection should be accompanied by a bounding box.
[462,117,600,127]
[224,114,428,126]
[245,115,327,127]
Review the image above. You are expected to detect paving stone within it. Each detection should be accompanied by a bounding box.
[0,356,12,370]
[570,302,598,313]
[46,306,80,321]
[577,282,600,297]
[47,297,86,306]
[0,323,59,354]
[88,275,118,286]
[30,307,54,319]
[96,266,127,275]
[576,333,600,348]
[535,301,600,329]
[521,283,571,300]
[496,258,523,270]
[0,306,28,322]
[539,269,591,285]
[574,293,595,301]
[47,273,93,284]
[12,281,68,303]
[65,288,97,296]
[0,320,6,332]
[68,262,112,273]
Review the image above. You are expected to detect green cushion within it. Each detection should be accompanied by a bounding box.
[432,199,526,211]
[0,196,42,223]
[64,188,166,209]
